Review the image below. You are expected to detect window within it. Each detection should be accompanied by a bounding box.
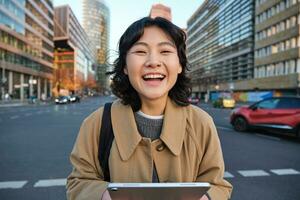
[285,39,290,49]
[280,21,285,31]
[277,98,300,109]
[291,16,296,27]
[291,37,296,48]
[257,99,280,109]
[286,18,291,29]
[297,59,300,73]
[272,44,278,53]
[272,26,276,35]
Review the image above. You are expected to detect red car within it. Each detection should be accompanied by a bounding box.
[230,97,300,138]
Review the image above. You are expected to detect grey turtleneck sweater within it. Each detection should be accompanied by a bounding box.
[134,111,163,182]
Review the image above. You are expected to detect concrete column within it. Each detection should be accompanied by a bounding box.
[20,74,24,101]
[44,79,47,99]
[9,71,13,94]
[49,80,53,97]
[37,77,41,99]
[29,75,33,97]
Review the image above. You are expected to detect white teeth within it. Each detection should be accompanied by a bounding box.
[143,74,165,79]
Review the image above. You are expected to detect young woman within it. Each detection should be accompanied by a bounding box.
[67,17,232,200]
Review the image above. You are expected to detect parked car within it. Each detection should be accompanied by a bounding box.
[230,96,300,138]
[188,96,200,104]
[55,96,70,104]
[213,97,235,108]
[70,95,80,103]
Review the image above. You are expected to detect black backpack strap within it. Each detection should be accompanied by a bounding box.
[98,102,114,182]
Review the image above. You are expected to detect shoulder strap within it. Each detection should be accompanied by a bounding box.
[98,102,114,182]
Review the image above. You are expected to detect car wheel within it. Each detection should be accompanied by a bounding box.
[296,127,300,140]
[233,116,248,132]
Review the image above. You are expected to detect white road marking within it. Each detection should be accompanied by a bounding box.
[1,168,300,190]
[24,113,32,116]
[224,171,234,178]
[34,178,66,187]
[270,169,300,175]
[216,126,233,131]
[238,170,270,177]
[10,115,19,119]
[255,134,281,141]
[0,181,27,189]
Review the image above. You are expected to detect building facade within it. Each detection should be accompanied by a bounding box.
[187,0,255,101]
[0,0,54,101]
[254,0,300,96]
[54,5,97,95]
[149,3,172,21]
[82,0,109,91]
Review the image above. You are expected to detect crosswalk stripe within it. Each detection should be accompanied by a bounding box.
[10,115,19,119]
[224,171,234,178]
[270,169,300,175]
[238,170,270,177]
[0,181,28,189]
[34,178,66,187]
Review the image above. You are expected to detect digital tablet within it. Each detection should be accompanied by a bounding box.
[107,182,210,200]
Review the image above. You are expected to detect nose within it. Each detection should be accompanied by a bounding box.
[145,53,162,68]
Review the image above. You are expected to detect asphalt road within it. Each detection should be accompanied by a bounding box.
[0,97,299,200]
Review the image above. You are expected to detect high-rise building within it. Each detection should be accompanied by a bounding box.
[0,0,55,101]
[149,3,172,21]
[83,0,110,91]
[54,5,97,95]
[254,0,300,96]
[187,0,255,101]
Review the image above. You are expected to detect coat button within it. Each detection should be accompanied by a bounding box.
[156,143,165,152]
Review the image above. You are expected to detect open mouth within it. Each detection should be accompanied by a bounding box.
[142,73,166,81]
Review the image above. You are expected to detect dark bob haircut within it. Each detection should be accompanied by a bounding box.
[107,17,191,111]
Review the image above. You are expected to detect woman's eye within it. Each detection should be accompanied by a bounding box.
[161,50,172,54]
[134,50,146,54]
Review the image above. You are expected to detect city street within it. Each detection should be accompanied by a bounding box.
[0,96,299,200]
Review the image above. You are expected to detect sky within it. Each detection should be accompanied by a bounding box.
[53,0,204,54]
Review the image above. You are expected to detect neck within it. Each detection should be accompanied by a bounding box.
[140,97,167,116]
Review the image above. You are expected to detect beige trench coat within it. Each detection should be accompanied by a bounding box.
[66,98,232,200]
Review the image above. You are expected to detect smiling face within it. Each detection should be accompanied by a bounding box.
[124,26,182,109]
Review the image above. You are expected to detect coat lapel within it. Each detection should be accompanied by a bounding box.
[111,100,142,161]
[160,98,187,156]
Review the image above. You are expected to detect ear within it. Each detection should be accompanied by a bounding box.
[123,66,128,75]
[177,66,182,74]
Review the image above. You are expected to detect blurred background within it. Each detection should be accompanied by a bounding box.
[0,0,300,199]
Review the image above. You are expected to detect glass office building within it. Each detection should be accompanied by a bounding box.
[83,0,110,91]
[187,0,255,99]
[0,0,54,101]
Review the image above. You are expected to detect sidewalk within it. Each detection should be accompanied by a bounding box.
[0,99,53,108]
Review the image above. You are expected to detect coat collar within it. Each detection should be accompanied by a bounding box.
[111,98,187,161]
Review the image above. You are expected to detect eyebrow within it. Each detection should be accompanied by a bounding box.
[133,41,176,48]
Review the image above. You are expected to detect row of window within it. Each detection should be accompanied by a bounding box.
[255,59,300,78]
[0,10,24,34]
[188,0,251,44]
[0,48,54,74]
[0,0,25,21]
[188,0,225,34]
[26,1,53,31]
[255,36,298,58]
[256,14,298,41]
[256,0,298,24]
[0,30,53,62]
[188,22,253,63]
